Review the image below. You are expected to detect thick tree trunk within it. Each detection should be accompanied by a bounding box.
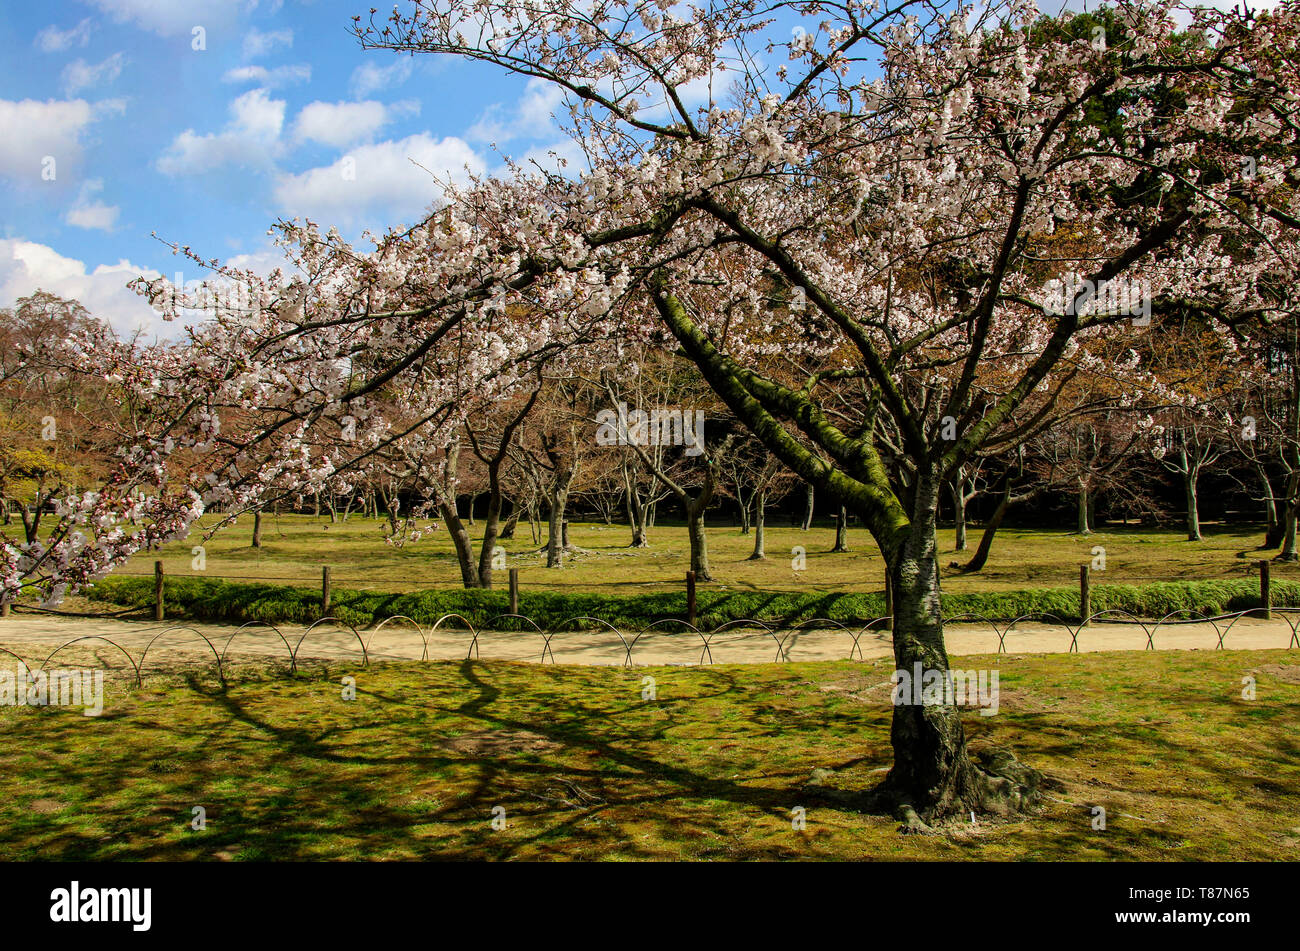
[1076,483,1091,535]
[832,506,849,552]
[546,476,571,568]
[499,507,520,540]
[801,482,814,530]
[879,472,1037,825]
[547,503,564,567]
[886,525,974,815]
[748,490,767,560]
[252,510,262,548]
[682,470,716,580]
[474,475,505,590]
[437,439,486,587]
[1280,473,1300,562]
[628,500,648,547]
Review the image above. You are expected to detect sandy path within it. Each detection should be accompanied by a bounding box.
[1,612,1297,670]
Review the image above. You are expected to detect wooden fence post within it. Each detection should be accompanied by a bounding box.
[686,570,697,627]
[1079,564,1091,627]
[154,560,165,621]
[321,566,332,616]
[1259,560,1271,620]
[509,568,520,615]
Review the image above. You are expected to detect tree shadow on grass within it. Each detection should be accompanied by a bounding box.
[1,660,895,860]
[10,652,1294,861]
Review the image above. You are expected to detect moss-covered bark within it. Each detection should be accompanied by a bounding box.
[649,277,1039,820]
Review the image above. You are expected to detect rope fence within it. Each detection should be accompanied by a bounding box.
[30,556,1284,633]
[2,607,1297,689]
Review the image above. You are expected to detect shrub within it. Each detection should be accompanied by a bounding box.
[83,575,1299,629]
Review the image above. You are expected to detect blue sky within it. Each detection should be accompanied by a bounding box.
[0,0,1274,339]
[0,0,579,338]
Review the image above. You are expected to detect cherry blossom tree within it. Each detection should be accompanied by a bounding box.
[340,0,1300,821]
[10,0,1297,827]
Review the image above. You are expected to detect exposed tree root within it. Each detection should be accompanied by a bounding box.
[861,747,1043,833]
[895,804,936,834]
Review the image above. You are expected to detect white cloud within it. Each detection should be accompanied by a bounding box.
[94,98,129,118]
[65,203,121,232]
[157,88,286,174]
[0,238,173,339]
[466,107,510,145]
[292,100,415,148]
[83,0,252,37]
[350,59,413,98]
[65,179,120,232]
[469,78,565,145]
[35,19,93,52]
[62,52,127,96]
[274,133,485,224]
[225,246,294,276]
[222,64,311,87]
[517,80,567,133]
[0,99,95,184]
[242,26,292,59]
[518,139,588,177]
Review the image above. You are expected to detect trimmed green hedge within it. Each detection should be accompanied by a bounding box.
[83,575,1300,629]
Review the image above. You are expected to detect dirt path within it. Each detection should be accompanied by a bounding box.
[1,612,1297,671]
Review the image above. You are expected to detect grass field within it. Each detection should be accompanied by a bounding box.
[3,649,1297,860]
[92,513,1293,599]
